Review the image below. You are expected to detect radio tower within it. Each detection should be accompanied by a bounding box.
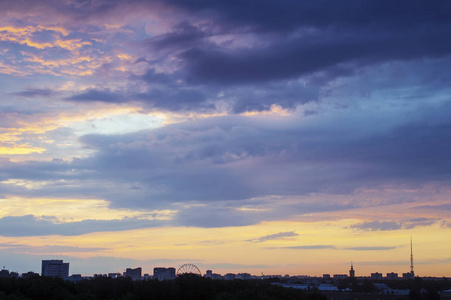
[410,237,414,277]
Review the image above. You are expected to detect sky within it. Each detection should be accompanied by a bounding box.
[0,0,450,277]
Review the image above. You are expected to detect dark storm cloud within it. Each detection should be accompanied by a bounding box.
[15,0,448,114]
[2,99,451,212]
[136,68,173,84]
[123,0,451,112]
[11,88,55,98]
[144,21,207,52]
[141,0,451,86]
[181,22,451,86]
[164,0,451,33]
[0,215,167,237]
[135,88,211,111]
[65,69,212,111]
[66,89,125,103]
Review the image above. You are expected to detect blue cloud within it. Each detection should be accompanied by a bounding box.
[0,215,167,237]
[247,231,299,243]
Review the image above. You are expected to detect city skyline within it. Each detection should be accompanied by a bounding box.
[0,257,441,280]
[0,240,442,278]
[0,0,450,277]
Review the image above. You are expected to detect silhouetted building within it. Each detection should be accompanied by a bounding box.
[123,267,142,280]
[386,272,398,280]
[323,274,331,280]
[21,271,39,278]
[371,272,383,280]
[402,272,414,280]
[108,273,122,278]
[211,273,223,280]
[238,273,251,280]
[153,267,175,280]
[349,262,355,278]
[333,274,348,280]
[0,269,10,278]
[225,273,236,280]
[69,274,82,282]
[205,270,213,278]
[41,260,69,279]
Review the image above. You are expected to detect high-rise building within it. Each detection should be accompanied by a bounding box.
[153,267,175,280]
[123,267,142,280]
[349,262,355,278]
[41,260,69,278]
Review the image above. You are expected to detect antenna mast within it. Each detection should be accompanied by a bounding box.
[410,237,414,275]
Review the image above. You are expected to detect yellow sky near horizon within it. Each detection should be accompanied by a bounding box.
[0,194,449,277]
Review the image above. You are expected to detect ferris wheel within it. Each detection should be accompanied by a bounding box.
[176,264,202,277]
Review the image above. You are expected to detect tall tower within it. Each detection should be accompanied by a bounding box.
[410,237,414,276]
[349,261,355,278]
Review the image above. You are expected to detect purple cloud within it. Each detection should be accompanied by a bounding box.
[247,231,299,243]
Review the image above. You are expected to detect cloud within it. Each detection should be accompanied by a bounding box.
[66,89,125,103]
[173,205,259,228]
[11,88,55,98]
[413,204,451,211]
[0,244,109,253]
[348,219,437,231]
[144,21,206,52]
[0,215,167,237]
[198,262,269,270]
[152,1,451,88]
[343,246,397,251]
[0,0,450,232]
[269,245,335,250]
[358,258,451,266]
[1,101,451,225]
[247,231,298,243]
[165,0,451,34]
[349,221,402,231]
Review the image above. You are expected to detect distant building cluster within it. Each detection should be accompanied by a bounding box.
[318,263,416,282]
[0,260,426,281]
[153,267,176,281]
[0,240,438,283]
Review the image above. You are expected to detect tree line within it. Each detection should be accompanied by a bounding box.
[0,275,327,300]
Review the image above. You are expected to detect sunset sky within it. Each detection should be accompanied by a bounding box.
[0,0,450,277]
